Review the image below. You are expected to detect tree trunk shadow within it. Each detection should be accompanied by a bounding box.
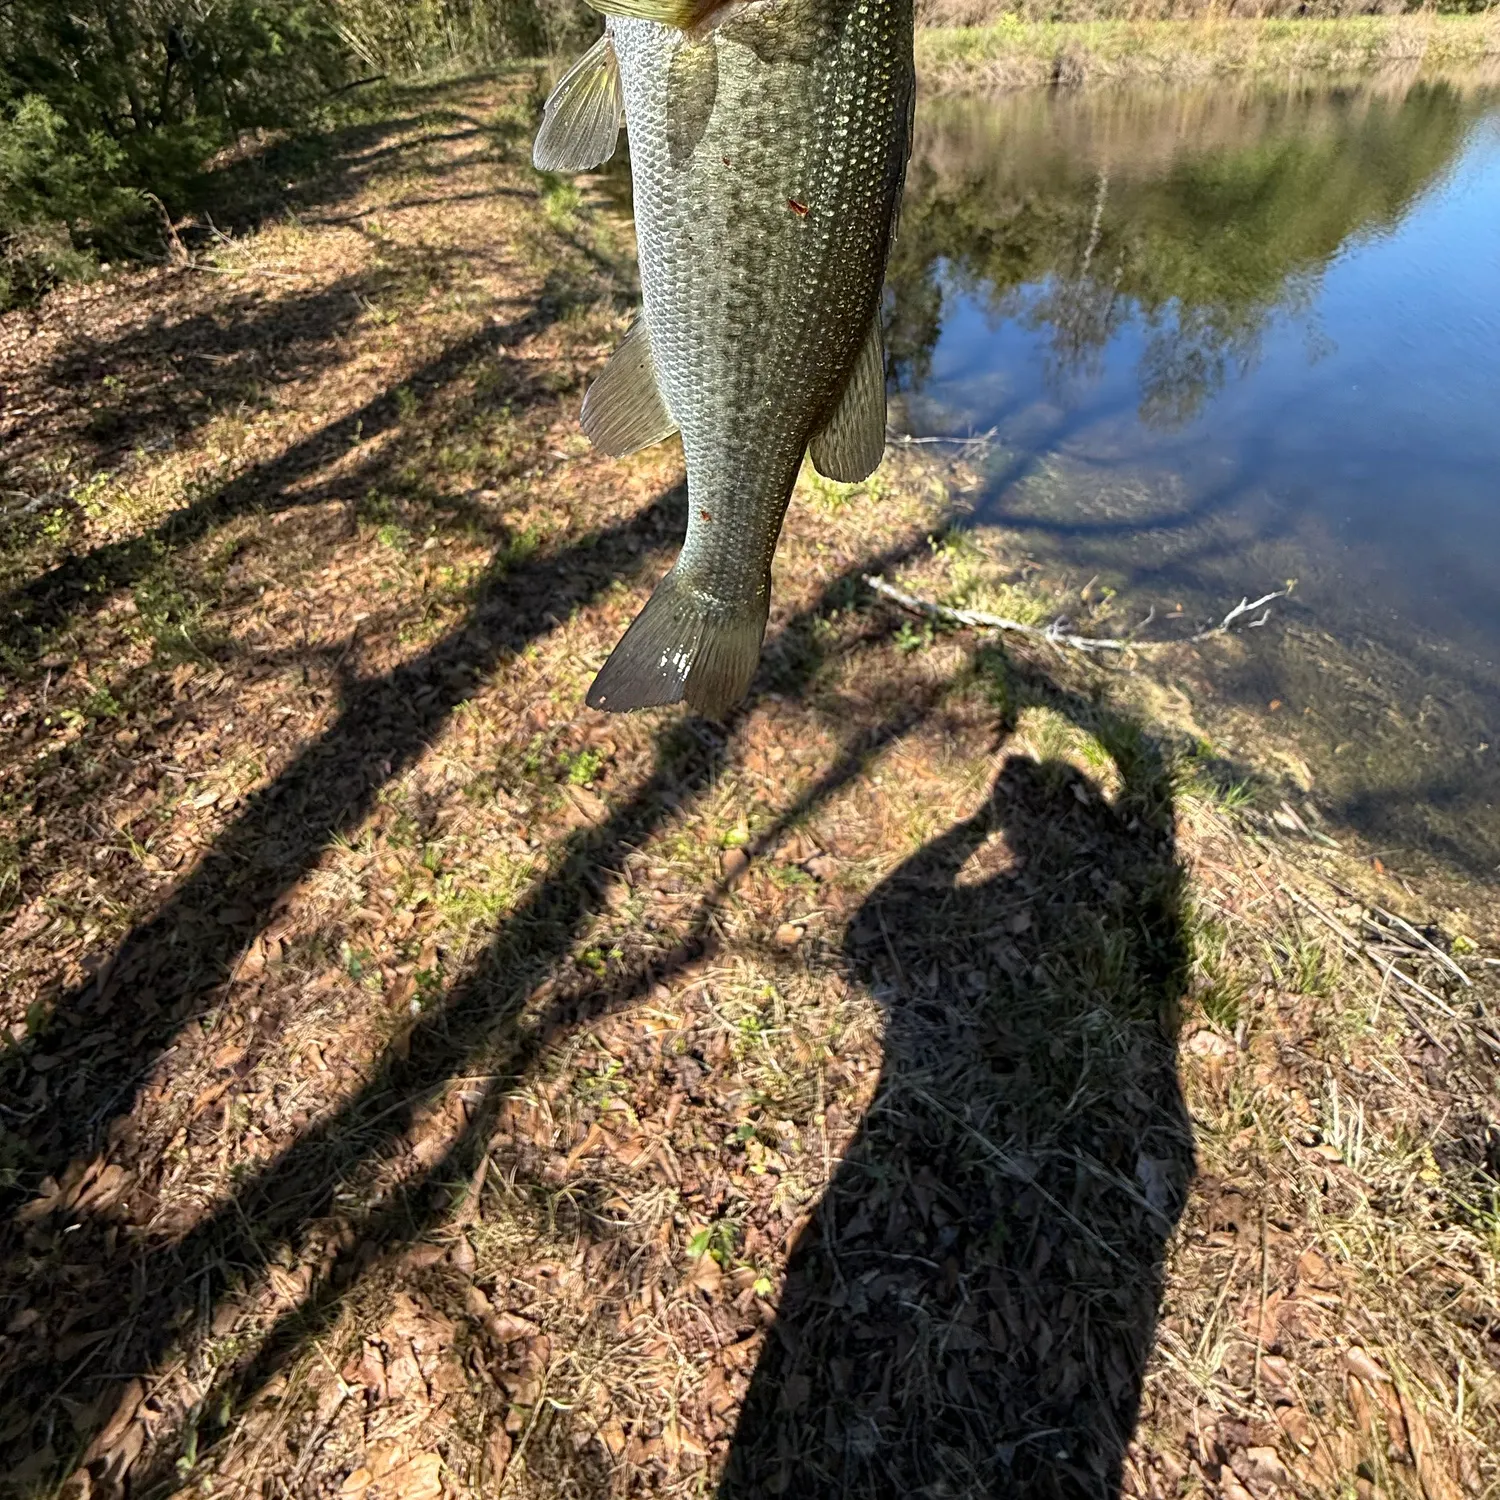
[721,692,1194,1498]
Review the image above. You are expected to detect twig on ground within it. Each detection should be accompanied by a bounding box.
[1281,884,1453,1053]
[327,73,388,98]
[1323,876,1473,987]
[1253,1200,1268,1403]
[187,263,314,279]
[864,574,1286,655]
[141,191,189,264]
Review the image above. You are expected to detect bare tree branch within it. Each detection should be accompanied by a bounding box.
[884,426,998,449]
[863,574,1286,655]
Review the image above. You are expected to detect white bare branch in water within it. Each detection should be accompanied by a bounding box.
[884,426,998,449]
[862,575,1286,655]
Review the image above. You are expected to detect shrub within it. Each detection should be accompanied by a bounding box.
[0,0,352,304]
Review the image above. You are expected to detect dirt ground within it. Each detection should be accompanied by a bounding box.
[2,69,1498,1500]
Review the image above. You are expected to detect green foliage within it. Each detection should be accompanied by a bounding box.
[560,746,604,785]
[686,1218,739,1266]
[0,0,599,305]
[0,0,352,302]
[335,0,597,76]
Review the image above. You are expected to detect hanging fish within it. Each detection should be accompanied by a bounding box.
[534,0,914,715]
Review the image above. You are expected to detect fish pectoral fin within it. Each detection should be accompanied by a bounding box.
[585,0,719,29]
[588,567,767,717]
[580,316,679,457]
[532,33,624,173]
[809,314,888,484]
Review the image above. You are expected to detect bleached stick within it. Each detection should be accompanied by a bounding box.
[864,574,1285,655]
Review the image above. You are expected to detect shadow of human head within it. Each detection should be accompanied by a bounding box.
[721,691,1194,1498]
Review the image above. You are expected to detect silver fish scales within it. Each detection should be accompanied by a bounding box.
[534,0,914,714]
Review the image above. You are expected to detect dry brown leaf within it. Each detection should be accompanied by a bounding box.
[688,1252,723,1298]
[1343,1345,1390,1386]
[1235,1446,1293,1489]
[379,1452,443,1500]
[365,1437,405,1479]
[565,1122,605,1169]
[484,1308,540,1342]
[485,1426,513,1483]
[82,1379,145,1465]
[1397,1383,1463,1500]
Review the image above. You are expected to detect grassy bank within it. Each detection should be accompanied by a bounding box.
[917,13,1500,88]
[2,69,1500,1500]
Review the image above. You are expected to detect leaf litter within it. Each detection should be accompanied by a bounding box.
[0,65,1497,1500]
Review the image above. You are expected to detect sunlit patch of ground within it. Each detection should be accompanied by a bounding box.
[1,70,1497,1500]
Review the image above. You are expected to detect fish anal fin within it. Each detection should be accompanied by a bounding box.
[580,317,679,457]
[587,567,766,717]
[533,33,624,173]
[809,314,887,484]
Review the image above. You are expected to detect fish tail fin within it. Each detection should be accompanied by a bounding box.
[587,567,766,717]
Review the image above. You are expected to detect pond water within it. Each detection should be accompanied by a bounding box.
[885,74,1500,875]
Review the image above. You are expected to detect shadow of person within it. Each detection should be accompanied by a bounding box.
[721,714,1194,1498]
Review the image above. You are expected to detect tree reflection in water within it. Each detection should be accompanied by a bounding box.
[885,78,1480,426]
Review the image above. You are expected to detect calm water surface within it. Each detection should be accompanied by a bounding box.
[886,76,1500,872]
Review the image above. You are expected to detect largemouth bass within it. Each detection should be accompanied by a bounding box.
[533,0,914,714]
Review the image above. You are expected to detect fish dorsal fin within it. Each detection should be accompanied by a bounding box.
[581,316,680,457]
[809,314,887,483]
[533,33,624,173]
[585,0,720,28]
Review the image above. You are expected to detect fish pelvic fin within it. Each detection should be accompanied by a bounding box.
[581,315,679,456]
[533,33,624,173]
[585,0,720,29]
[587,568,767,717]
[809,313,888,484]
